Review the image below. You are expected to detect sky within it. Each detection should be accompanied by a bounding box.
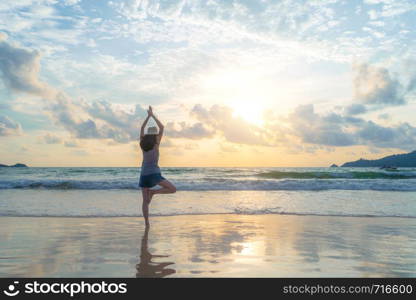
[0,0,415,167]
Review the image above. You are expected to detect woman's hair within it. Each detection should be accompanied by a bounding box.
[140,134,158,152]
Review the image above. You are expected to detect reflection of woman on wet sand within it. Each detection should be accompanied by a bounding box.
[136,227,176,278]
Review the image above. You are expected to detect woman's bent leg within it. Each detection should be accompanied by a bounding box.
[141,188,150,227]
[151,180,176,196]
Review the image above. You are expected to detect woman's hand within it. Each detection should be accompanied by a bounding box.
[147,106,153,116]
[141,106,152,139]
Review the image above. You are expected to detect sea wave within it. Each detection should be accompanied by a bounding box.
[1,178,416,191]
[257,170,416,179]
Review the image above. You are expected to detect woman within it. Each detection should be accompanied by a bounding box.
[139,106,176,227]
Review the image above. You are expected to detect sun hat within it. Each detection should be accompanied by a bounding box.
[147,126,158,134]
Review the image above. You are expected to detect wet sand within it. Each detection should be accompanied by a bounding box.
[0,214,415,277]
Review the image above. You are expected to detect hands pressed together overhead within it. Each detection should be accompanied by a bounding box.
[140,105,164,140]
[147,106,153,117]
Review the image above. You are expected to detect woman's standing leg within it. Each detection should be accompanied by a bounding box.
[141,188,150,227]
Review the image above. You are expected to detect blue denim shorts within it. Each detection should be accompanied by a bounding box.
[139,173,166,188]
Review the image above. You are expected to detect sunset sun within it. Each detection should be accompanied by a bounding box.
[232,102,264,126]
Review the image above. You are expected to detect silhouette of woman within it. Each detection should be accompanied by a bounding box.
[139,106,176,227]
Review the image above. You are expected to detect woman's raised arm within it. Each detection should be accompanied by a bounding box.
[149,106,164,144]
[140,108,151,140]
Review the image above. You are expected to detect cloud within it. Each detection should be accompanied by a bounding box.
[176,101,416,151]
[110,0,340,44]
[0,34,56,98]
[286,104,416,150]
[165,121,214,140]
[0,114,22,136]
[344,62,416,116]
[0,1,88,51]
[0,37,148,144]
[158,138,175,148]
[406,60,416,92]
[191,104,273,146]
[3,33,415,153]
[378,113,390,120]
[344,103,367,115]
[220,144,239,153]
[287,104,357,147]
[48,98,139,143]
[64,0,81,6]
[364,0,416,18]
[356,121,416,150]
[64,140,79,148]
[71,149,88,156]
[106,0,382,66]
[85,100,147,141]
[184,143,199,150]
[353,63,405,106]
[43,133,62,144]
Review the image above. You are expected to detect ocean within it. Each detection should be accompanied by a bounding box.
[1,167,416,218]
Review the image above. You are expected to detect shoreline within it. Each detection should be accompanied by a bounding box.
[1,213,416,219]
[1,214,415,277]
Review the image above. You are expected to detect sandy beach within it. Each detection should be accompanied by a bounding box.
[1,214,415,277]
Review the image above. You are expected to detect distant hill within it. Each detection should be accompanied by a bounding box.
[341,151,416,167]
[0,163,28,168]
